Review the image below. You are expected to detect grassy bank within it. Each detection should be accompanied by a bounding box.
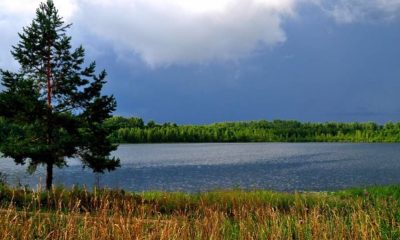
[0,185,399,239]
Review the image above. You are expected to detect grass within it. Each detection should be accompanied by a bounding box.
[0,184,399,239]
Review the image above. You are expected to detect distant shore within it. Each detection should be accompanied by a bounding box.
[105,117,400,143]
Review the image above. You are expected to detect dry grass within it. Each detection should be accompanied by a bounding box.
[0,185,399,239]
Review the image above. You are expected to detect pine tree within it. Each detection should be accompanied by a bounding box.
[0,0,120,190]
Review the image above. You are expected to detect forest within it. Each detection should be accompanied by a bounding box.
[103,116,400,143]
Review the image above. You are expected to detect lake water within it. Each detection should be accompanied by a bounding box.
[0,143,400,192]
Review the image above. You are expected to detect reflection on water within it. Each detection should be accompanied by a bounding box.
[0,143,399,192]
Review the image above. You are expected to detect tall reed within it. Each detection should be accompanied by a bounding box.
[0,185,399,239]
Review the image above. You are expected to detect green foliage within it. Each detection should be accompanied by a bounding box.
[104,117,400,143]
[0,0,120,190]
[0,185,399,239]
[0,184,399,215]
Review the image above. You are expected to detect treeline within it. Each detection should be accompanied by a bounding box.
[104,116,400,143]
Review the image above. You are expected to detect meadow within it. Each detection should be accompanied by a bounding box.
[0,184,399,239]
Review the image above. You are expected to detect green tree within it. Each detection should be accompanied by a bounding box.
[0,0,120,190]
[147,120,157,128]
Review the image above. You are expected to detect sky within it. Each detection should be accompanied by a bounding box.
[0,0,400,124]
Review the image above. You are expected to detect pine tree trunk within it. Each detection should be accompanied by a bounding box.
[47,46,52,107]
[46,47,53,191]
[46,162,53,190]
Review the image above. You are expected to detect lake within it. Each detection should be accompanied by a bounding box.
[0,143,400,192]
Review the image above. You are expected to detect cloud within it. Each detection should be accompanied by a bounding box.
[3,0,398,68]
[322,0,400,23]
[74,0,298,67]
[0,0,318,68]
[0,0,77,70]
